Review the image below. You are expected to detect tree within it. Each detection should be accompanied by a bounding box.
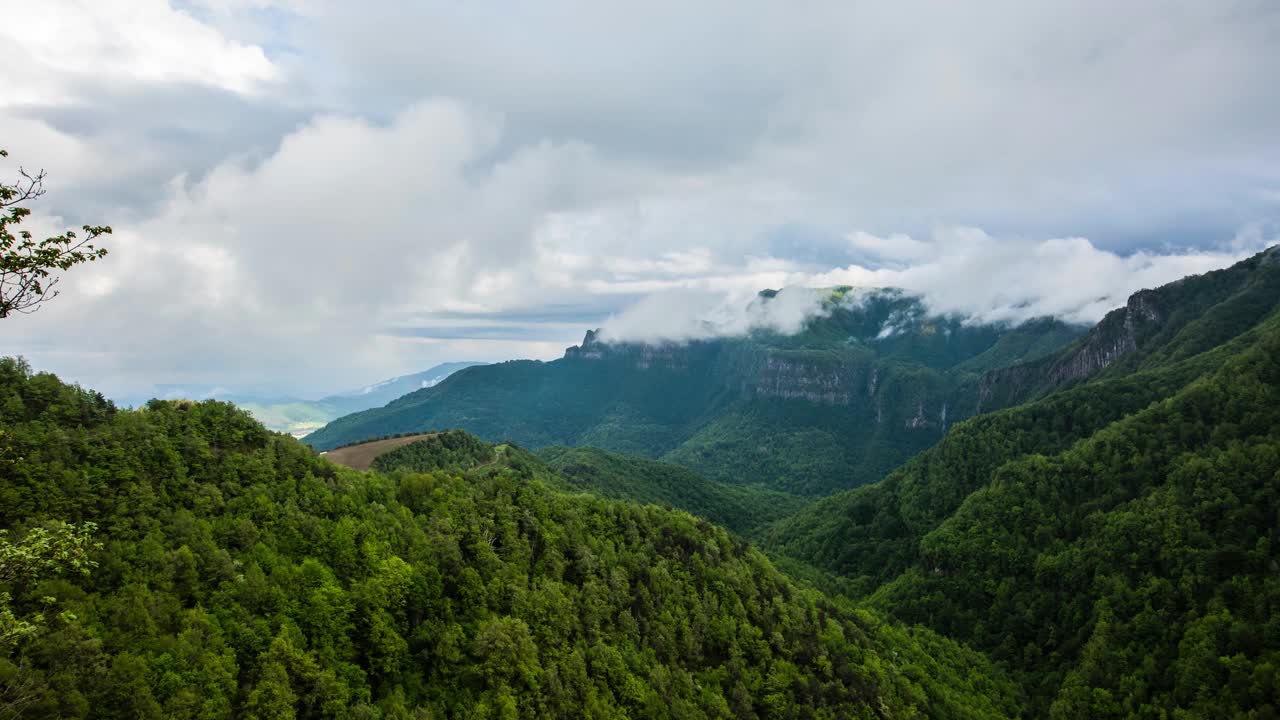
[0,521,100,647]
[0,522,101,718]
[0,148,110,318]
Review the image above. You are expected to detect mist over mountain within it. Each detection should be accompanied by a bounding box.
[594,230,1278,347]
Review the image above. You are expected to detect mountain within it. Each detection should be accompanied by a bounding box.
[330,362,492,409]
[235,361,486,436]
[305,290,1085,496]
[0,359,1018,719]
[766,245,1280,715]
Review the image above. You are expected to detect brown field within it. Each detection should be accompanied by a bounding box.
[320,433,438,470]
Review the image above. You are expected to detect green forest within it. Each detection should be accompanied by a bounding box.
[0,358,1017,719]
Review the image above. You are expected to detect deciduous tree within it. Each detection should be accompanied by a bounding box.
[0,148,110,318]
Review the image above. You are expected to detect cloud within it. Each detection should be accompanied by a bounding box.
[2,99,634,396]
[596,227,1279,343]
[1,0,279,107]
[3,0,1279,398]
[287,0,1280,239]
[598,286,832,344]
[813,228,1279,324]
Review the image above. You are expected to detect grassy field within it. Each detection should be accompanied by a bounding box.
[320,432,438,470]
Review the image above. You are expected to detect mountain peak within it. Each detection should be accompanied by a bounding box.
[564,328,606,359]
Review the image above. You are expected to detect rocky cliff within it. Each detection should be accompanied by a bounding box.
[977,245,1280,411]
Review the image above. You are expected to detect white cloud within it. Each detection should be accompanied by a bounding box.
[0,0,279,106]
[596,228,1279,343]
[599,286,832,344]
[814,228,1278,325]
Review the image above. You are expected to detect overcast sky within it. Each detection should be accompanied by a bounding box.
[2,0,1278,399]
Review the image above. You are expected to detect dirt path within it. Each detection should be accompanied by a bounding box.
[320,433,439,470]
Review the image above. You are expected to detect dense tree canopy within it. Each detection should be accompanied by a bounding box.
[3,235,1278,718]
[538,446,806,536]
[0,358,1018,719]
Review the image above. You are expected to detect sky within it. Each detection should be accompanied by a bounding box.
[1,0,1278,400]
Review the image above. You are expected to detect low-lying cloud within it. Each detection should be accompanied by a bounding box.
[597,227,1278,343]
[598,287,832,344]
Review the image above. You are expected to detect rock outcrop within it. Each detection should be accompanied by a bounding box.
[977,290,1163,411]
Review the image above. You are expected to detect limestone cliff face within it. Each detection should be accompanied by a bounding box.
[977,290,1163,411]
[745,355,856,405]
[567,333,862,404]
[905,400,949,431]
[634,344,691,371]
[1050,290,1160,378]
[974,245,1280,412]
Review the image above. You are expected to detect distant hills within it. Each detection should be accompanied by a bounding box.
[181,361,486,436]
[305,289,1085,496]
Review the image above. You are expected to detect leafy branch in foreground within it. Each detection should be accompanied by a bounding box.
[0,522,101,647]
[0,148,110,318]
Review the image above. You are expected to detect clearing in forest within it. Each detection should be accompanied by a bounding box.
[320,433,439,470]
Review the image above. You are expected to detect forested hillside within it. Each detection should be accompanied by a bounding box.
[767,246,1280,716]
[0,358,1018,719]
[306,291,1083,496]
[537,446,807,535]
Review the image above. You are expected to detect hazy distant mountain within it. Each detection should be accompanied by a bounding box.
[324,362,490,410]
[234,361,487,436]
[123,362,486,436]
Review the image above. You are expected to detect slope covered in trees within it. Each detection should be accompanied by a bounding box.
[0,358,1019,719]
[766,246,1280,715]
[537,446,807,535]
[872,324,1280,717]
[306,290,1083,496]
[369,430,499,474]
